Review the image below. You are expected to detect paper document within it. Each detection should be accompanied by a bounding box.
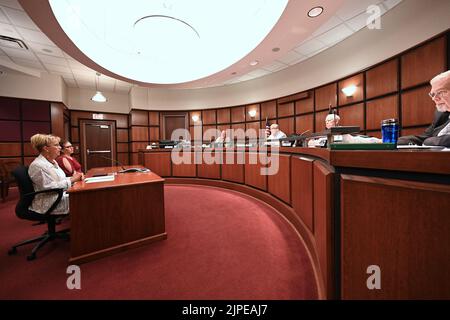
[397,145,445,150]
[84,175,115,183]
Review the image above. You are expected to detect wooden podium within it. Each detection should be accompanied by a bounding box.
[68,166,166,264]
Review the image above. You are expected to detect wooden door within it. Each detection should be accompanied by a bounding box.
[80,120,116,171]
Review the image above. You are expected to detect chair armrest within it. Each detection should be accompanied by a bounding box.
[23,188,65,216]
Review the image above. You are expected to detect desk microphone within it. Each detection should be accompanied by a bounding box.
[90,154,150,173]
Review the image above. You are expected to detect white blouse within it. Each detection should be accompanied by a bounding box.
[28,154,71,215]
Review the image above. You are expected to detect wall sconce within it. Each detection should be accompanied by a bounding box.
[341,85,357,97]
[248,110,257,118]
[192,114,199,122]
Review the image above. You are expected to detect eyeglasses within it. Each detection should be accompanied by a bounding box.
[64,145,73,148]
[428,90,448,99]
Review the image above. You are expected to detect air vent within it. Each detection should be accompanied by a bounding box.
[0,35,29,50]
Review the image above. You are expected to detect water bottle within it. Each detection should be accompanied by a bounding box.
[381,119,399,144]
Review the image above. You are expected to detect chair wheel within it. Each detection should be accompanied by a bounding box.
[27,253,36,261]
[8,248,17,255]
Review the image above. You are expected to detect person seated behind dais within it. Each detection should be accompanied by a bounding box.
[214,130,231,144]
[265,124,287,146]
[28,134,83,215]
[398,70,450,147]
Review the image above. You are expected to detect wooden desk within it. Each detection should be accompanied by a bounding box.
[68,166,166,264]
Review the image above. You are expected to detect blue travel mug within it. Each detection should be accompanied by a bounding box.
[381,119,399,143]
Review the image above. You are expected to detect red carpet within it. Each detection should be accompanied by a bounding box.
[0,185,317,299]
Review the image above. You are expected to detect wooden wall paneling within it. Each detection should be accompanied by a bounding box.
[277,117,295,136]
[231,123,246,136]
[246,104,260,121]
[130,142,148,153]
[21,100,50,121]
[401,36,446,89]
[291,156,314,233]
[365,130,382,139]
[365,95,398,130]
[313,161,334,299]
[217,108,230,124]
[197,150,221,179]
[244,152,267,191]
[245,121,263,138]
[0,120,21,141]
[130,153,139,165]
[231,106,245,123]
[0,97,20,120]
[295,92,314,114]
[149,127,160,141]
[116,128,128,143]
[51,102,65,138]
[130,127,149,141]
[366,59,398,99]
[0,157,22,167]
[338,73,364,106]
[189,111,202,126]
[261,100,277,120]
[70,111,92,127]
[267,154,290,204]
[0,143,22,157]
[221,151,245,183]
[149,112,159,126]
[172,151,196,177]
[117,153,129,165]
[338,103,364,130]
[341,175,450,299]
[278,92,309,104]
[22,121,51,141]
[202,109,216,125]
[106,114,129,129]
[278,102,295,118]
[23,142,38,156]
[296,114,314,134]
[130,110,148,126]
[143,152,171,177]
[71,127,80,143]
[203,125,218,142]
[401,86,435,127]
[400,126,428,137]
[23,157,35,166]
[117,143,129,153]
[314,111,329,133]
[315,83,337,111]
[217,124,231,137]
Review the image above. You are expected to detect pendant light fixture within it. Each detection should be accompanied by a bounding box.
[91,72,107,103]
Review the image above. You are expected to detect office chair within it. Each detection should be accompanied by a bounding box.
[8,166,69,261]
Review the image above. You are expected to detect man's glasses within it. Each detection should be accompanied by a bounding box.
[428,90,448,99]
[64,145,73,149]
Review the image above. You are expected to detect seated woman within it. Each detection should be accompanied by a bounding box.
[56,140,83,177]
[214,130,231,144]
[28,134,83,215]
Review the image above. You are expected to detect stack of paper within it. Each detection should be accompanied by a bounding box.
[84,175,115,184]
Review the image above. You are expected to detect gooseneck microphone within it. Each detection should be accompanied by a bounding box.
[89,154,150,173]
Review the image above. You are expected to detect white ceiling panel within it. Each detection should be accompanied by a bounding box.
[294,39,326,56]
[261,61,288,72]
[44,63,71,73]
[0,0,23,10]
[27,41,65,58]
[314,24,354,46]
[382,0,402,10]
[335,0,382,21]
[2,45,37,60]
[36,54,68,66]
[15,26,55,46]
[2,6,38,30]
[63,78,77,87]
[0,7,10,23]
[10,57,44,70]
[0,21,21,38]
[310,16,344,38]
[275,50,306,65]
[246,68,272,78]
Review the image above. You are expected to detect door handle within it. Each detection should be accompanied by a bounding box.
[87,149,111,155]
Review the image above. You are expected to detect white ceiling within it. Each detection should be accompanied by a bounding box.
[0,0,402,93]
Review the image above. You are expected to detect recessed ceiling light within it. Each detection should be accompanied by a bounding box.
[231,72,237,75]
[307,6,323,18]
[250,60,259,66]
[49,0,289,84]
[272,47,280,52]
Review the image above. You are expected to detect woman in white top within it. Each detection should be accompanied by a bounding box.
[214,130,231,144]
[28,134,83,215]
